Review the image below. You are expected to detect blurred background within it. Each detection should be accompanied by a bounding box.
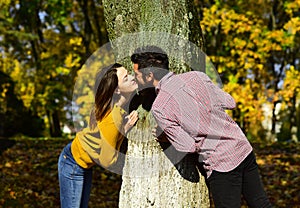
[0,0,299,207]
[1,0,299,142]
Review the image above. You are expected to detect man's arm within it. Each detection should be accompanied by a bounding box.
[152,104,201,153]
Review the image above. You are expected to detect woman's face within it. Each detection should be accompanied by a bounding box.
[116,66,138,95]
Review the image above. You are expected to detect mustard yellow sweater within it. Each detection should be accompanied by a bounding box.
[71,105,126,169]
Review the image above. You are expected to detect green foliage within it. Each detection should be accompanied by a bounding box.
[0,71,45,137]
[0,0,108,137]
[0,0,299,140]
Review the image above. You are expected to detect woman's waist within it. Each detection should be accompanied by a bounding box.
[71,136,95,169]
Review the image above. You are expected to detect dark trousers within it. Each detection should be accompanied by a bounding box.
[207,151,272,208]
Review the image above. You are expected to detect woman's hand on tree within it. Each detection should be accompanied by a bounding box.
[124,110,138,134]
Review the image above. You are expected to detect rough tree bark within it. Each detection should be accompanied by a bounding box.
[102,0,210,207]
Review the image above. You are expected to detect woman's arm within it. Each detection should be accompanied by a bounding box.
[98,105,138,168]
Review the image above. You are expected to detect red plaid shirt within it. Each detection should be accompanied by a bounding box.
[151,71,252,177]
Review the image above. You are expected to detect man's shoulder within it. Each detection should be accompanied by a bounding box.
[171,71,206,85]
[176,71,205,78]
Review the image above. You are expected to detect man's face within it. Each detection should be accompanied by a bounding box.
[133,63,147,89]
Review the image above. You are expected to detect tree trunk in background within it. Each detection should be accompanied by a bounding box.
[102,0,210,207]
[47,110,62,137]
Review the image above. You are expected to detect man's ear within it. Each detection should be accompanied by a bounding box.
[146,72,154,82]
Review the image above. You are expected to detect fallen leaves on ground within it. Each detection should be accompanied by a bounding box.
[0,136,299,207]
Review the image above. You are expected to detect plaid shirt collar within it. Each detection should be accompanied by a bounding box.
[156,72,174,94]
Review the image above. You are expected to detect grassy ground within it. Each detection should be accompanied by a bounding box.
[0,136,299,207]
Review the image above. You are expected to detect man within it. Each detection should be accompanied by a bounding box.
[131,45,272,208]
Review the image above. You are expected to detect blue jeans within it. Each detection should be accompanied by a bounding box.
[58,142,93,208]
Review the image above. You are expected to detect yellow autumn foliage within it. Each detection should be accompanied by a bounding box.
[64,53,81,69]
[281,66,300,102]
[284,17,300,36]
[0,0,11,6]
[21,83,35,108]
[69,37,82,46]
[224,75,267,133]
[285,0,300,16]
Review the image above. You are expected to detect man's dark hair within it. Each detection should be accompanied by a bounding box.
[131,45,169,80]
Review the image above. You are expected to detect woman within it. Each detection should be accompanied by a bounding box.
[58,63,139,208]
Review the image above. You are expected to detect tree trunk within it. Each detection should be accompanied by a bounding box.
[47,110,62,137]
[102,0,210,207]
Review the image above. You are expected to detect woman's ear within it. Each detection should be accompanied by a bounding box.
[114,87,121,95]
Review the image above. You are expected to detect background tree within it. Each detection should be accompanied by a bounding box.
[1,0,298,141]
[0,0,108,137]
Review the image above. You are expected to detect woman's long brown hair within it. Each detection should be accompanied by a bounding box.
[89,63,122,129]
